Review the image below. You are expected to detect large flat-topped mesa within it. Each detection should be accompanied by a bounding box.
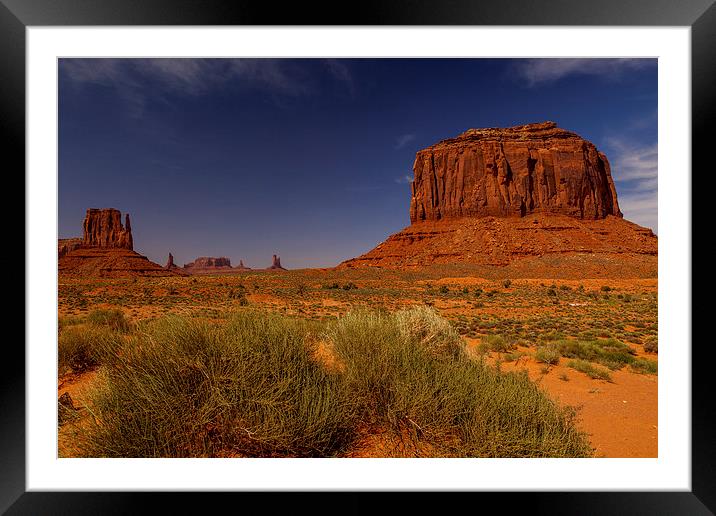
[409,122,622,223]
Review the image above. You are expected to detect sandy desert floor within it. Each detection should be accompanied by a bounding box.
[58,266,657,458]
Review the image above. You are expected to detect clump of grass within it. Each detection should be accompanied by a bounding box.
[76,312,354,458]
[86,308,131,333]
[342,282,358,291]
[535,347,560,365]
[328,310,592,457]
[567,359,613,382]
[58,315,84,332]
[601,285,612,292]
[394,306,464,359]
[439,285,449,294]
[58,325,122,375]
[502,279,512,288]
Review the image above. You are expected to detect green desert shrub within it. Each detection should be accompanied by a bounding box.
[86,308,131,333]
[535,347,560,365]
[567,359,613,382]
[544,338,640,371]
[480,334,515,353]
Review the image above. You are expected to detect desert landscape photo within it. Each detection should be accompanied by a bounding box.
[57,58,658,458]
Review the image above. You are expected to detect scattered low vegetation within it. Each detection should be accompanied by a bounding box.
[537,338,656,375]
[643,335,658,354]
[66,308,592,458]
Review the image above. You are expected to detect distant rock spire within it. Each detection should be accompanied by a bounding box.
[267,254,286,270]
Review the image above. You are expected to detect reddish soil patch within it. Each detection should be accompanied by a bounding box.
[468,343,658,458]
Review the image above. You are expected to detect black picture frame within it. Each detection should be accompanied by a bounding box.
[5,1,710,514]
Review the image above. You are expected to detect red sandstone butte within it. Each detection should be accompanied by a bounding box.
[58,208,176,277]
[183,257,233,269]
[409,121,622,222]
[82,208,134,249]
[340,122,657,275]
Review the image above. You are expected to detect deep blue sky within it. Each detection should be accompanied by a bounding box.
[59,58,657,269]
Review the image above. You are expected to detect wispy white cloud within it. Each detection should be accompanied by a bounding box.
[606,139,658,182]
[605,138,658,233]
[394,134,415,150]
[60,58,348,115]
[617,191,658,233]
[323,59,356,98]
[395,174,413,184]
[512,58,655,87]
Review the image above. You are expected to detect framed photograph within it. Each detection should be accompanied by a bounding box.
[7,0,709,513]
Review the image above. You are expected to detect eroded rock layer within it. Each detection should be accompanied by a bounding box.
[409,122,621,223]
[341,214,657,275]
[59,248,177,277]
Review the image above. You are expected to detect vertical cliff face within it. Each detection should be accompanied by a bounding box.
[409,122,622,223]
[82,208,134,249]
